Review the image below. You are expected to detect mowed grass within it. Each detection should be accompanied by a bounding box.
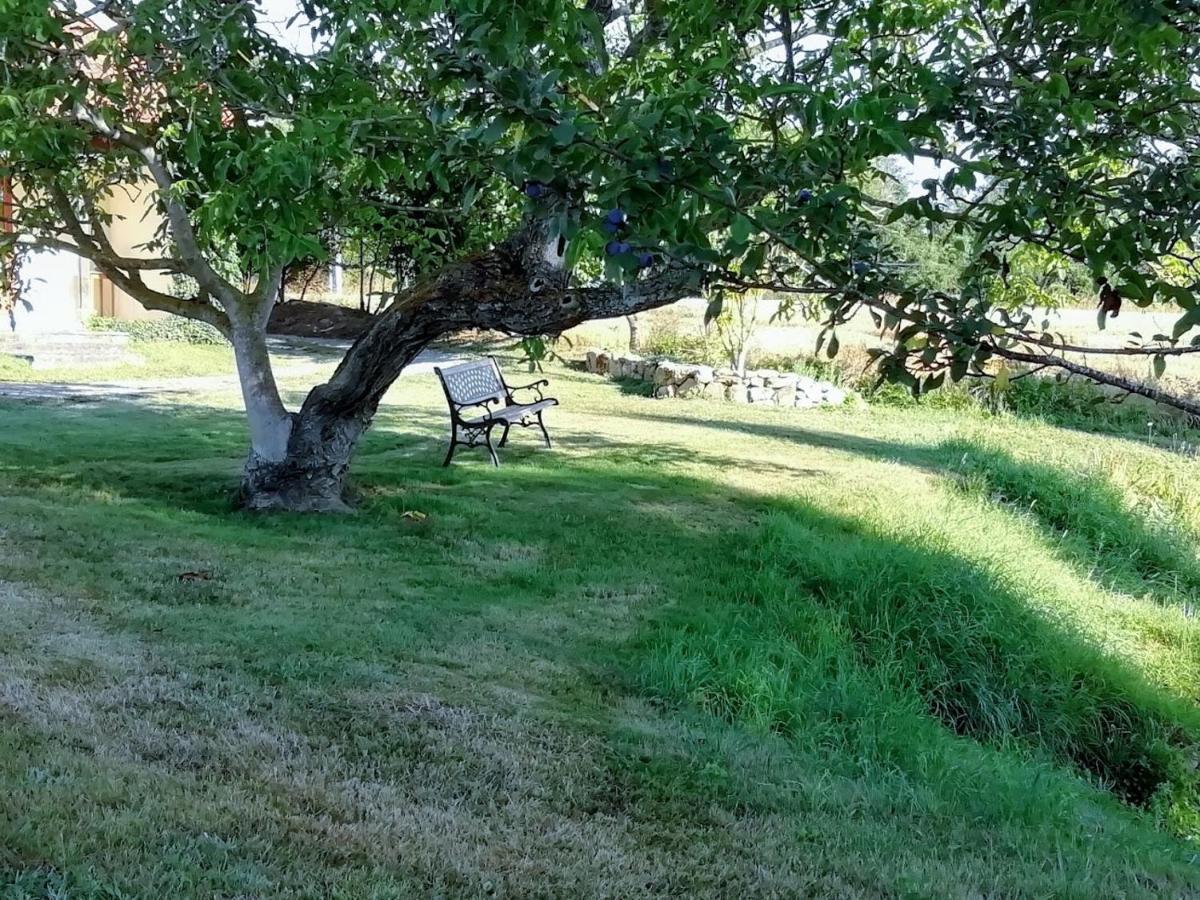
[2,358,1200,897]
[0,341,235,383]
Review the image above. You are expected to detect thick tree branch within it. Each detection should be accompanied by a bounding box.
[46,182,231,334]
[20,234,181,271]
[1018,332,1200,357]
[101,261,232,334]
[622,0,666,60]
[71,105,241,306]
[244,262,285,328]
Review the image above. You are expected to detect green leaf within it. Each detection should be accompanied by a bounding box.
[741,243,766,276]
[461,183,479,213]
[551,120,576,145]
[184,127,202,166]
[826,332,840,358]
[1153,354,1166,379]
[730,214,753,244]
[704,296,724,325]
[1172,307,1200,339]
[481,118,507,144]
[885,198,922,224]
[881,128,914,161]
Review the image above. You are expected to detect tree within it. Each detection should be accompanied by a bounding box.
[713,289,762,376]
[3,1,1199,511]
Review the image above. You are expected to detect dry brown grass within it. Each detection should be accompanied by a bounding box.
[2,581,859,897]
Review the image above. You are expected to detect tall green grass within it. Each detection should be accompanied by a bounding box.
[638,486,1200,834]
[943,437,1200,603]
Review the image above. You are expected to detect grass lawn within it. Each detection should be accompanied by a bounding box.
[2,358,1200,897]
[0,341,236,383]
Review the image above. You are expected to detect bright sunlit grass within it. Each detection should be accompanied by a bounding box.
[0,340,235,383]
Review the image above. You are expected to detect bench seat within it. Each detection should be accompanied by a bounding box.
[461,398,558,426]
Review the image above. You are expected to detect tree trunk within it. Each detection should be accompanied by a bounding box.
[734,344,749,377]
[226,304,356,512]
[626,314,640,352]
[237,407,368,513]
[237,302,444,511]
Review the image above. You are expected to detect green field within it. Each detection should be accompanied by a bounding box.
[2,359,1200,897]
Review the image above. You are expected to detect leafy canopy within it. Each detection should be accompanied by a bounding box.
[2,0,1199,388]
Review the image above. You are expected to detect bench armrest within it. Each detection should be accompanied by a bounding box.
[506,379,549,402]
[451,397,502,422]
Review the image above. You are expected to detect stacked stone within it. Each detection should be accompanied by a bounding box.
[584,349,848,408]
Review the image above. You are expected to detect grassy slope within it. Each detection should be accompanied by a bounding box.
[1,361,1199,897]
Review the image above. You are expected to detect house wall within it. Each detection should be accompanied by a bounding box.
[7,176,172,334]
[8,248,91,334]
[5,178,88,334]
[96,180,171,322]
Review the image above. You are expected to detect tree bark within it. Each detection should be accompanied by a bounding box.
[237,407,368,513]
[626,314,641,352]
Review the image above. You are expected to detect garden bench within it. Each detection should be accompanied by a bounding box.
[433,357,558,466]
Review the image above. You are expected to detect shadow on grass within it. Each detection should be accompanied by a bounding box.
[618,405,950,467]
[612,377,655,398]
[620,405,1200,608]
[940,437,1200,607]
[1,395,1198,833]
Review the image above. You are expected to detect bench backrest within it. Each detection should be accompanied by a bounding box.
[435,358,506,407]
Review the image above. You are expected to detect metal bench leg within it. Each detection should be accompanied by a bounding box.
[484,425,501,467]
[498,422,512,447]
[536,412,552,449]
[442,429,459,467]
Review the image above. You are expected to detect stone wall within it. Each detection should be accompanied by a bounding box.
[583,349,849,408]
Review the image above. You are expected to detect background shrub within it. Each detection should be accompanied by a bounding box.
[997,375,1189,434]
[87,316,226,346]
[638,331,723,365]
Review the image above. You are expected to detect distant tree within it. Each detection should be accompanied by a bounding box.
[711,288,762,376]
[4,1,1200,510]
[876,164,1093,308]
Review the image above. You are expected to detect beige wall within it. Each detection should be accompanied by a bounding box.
[11,175,174,326]
[11,248,91,333]
[96,179,170,321]
[8,182,90,333]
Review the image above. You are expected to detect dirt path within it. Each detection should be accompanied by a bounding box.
[0,341,465,404]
